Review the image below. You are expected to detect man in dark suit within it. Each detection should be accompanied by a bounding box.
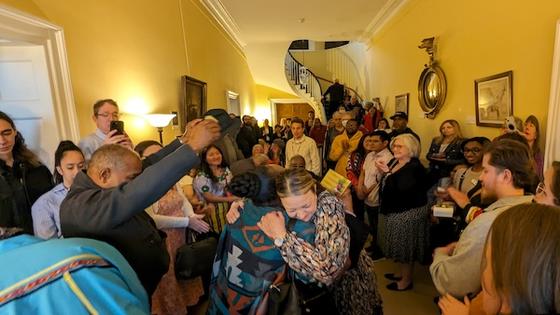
[322,79,345,120]
[60,119,220,296]
[237,115,258,158]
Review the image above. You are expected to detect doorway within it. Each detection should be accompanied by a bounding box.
[0,6,78,170]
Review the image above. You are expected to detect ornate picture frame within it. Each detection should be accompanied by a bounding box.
[180,75,207,132]
[475,71,513,127]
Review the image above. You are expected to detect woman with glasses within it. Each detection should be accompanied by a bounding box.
[534,161,560,206]
[443,137,491,230]
[0,111,53,234]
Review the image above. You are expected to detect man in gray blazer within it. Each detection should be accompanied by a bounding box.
[60,119,220,296]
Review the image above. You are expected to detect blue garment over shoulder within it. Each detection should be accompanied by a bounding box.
[0,235,149,315]
[208,200,315,315]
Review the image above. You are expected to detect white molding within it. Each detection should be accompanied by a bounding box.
[226,90,240,115]
[0,5,80,142]
[359,0,409,43]
[199,0,246,50]
[226,90,239,99]
[544,19,560,168]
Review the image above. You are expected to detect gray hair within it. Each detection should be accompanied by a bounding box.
[391,133,420,158]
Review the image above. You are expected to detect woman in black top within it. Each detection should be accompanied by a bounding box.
[260,119,274,144]
[0,111,53,234]
[426,119,465,186]
[377,133,429,292]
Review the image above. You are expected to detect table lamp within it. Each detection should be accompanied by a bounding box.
[144,113,176,144]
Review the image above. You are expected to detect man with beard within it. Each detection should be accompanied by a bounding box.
[388,112,420,143]
[429,139,535,299]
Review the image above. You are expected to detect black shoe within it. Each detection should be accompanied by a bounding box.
[384,273,402,281]
[386,282,413,291]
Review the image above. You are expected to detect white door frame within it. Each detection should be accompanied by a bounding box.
[545,19,560,168]
[0,5,79,142]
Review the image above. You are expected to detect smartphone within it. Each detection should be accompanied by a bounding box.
[110,120,125,135]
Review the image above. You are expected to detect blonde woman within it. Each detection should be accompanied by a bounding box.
[426,119,465,185]
[258,168,382,314]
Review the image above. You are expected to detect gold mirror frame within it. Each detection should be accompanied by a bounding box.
[418,37,447,119]
[418,63,447,119]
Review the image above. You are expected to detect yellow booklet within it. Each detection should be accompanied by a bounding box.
[320,169,351,195]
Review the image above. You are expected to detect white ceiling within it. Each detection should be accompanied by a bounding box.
[219,0,394,43]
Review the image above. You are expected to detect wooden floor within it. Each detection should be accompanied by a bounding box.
[189,258,440,315]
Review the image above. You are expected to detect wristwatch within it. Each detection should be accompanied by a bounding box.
[274,236,285,247]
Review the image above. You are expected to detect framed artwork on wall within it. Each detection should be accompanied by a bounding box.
[180,75,207,132]
[475,71,513,128]
[395,93,409,114]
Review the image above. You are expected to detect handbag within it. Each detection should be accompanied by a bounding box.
[267,269,336,315]
[266,219,336,314]
[267,267,301,315]
[175,232,217,280]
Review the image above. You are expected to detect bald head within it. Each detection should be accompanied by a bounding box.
[289,155,306,169]
[88,144,142,189]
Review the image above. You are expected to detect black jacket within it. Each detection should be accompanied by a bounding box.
[0,160,53,234]
[426,138,465,183]
[60,140,200,296]
[380,158,428,214]
[237,125,258,158]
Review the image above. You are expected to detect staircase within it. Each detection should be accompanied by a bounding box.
[325,48,366,99]
[284,51,327,122]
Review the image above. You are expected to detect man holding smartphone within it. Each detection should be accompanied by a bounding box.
[79,99,133,162]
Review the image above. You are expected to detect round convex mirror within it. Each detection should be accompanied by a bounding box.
[418,64,447,118]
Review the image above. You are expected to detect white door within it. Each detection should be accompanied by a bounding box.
[0,44,60,171]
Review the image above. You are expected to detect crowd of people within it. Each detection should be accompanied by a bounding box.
[0,93,559,315]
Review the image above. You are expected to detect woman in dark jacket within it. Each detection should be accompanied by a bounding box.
[377,133,429,292]
[426,119,465,186]
[0,111,53,234]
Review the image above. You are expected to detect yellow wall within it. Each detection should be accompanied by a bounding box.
[0,0,46,18]
[367,0,560,155]
[254,84,299,124]
[2,0,256,144]
[183,0,256,115]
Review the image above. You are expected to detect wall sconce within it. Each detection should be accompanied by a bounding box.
[144,113,176,144]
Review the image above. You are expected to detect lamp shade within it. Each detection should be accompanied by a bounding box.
[144,114,176,128]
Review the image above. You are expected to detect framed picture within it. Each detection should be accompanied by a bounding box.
[395,93,409,114]
[180,75,207,132]
[475,71,513,127]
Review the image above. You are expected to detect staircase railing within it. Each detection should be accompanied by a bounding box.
[314,75,364,104]
[285,51,323,102]
[326,48,367,101]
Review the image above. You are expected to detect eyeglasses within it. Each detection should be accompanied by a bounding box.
[536,182,547,195]
[463,148,481,154]
[96,112,120,119]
